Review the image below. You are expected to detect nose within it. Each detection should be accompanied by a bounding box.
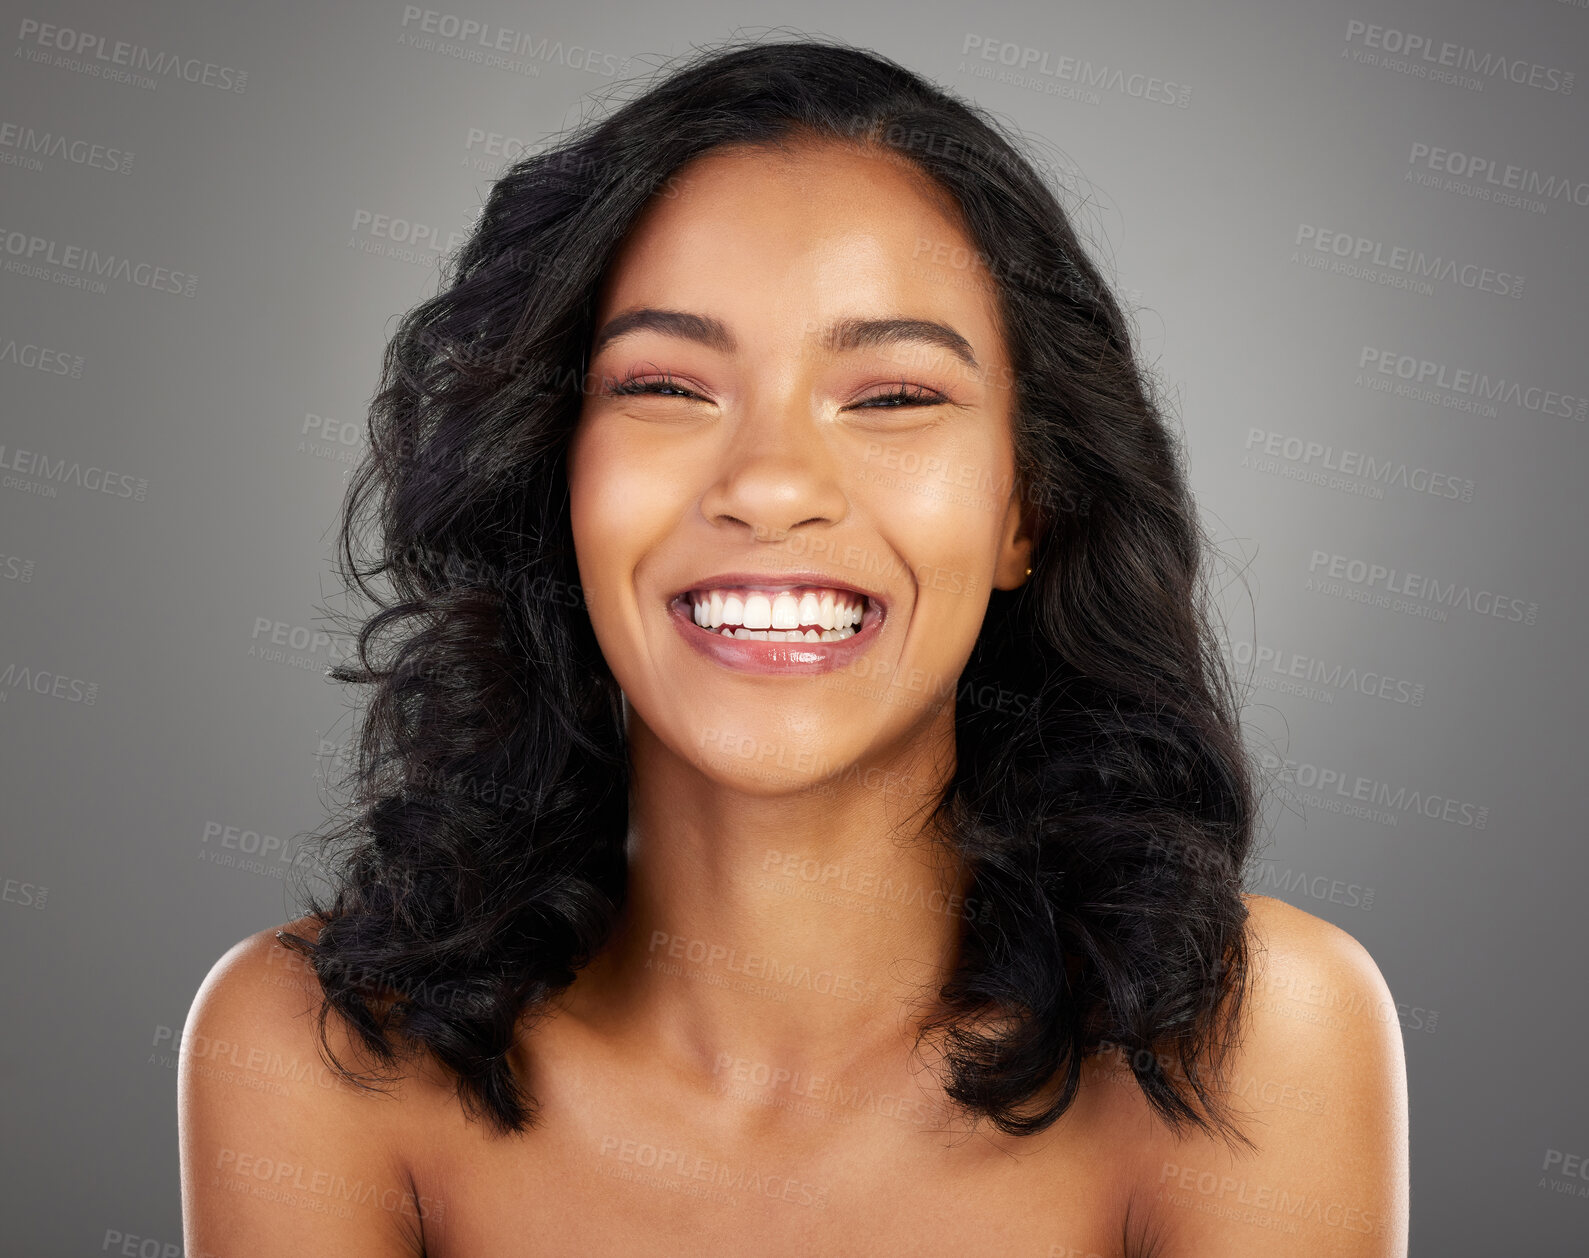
[698,396,849,540]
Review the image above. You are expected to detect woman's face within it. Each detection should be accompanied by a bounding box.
[568,137,1032,793]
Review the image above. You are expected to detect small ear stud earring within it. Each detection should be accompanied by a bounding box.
[1024,566,1033,577]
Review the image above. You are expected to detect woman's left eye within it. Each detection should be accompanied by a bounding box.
[853,383,948,408]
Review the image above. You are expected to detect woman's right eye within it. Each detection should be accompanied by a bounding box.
[608,373,699,399]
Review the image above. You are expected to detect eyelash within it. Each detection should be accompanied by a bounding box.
[608,373,947,409]
[608,372,695,398]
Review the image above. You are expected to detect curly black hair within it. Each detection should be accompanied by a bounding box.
[281,33,1260,1151]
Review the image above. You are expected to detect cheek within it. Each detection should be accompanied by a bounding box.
[856,435,1011,609]
[570,420,688,521]
[567,426,644,620]
[908,529,992,646]
[568,423,688,619]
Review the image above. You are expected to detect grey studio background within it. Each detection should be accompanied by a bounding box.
[1,0,1585,1253]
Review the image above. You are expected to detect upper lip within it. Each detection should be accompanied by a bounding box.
[672,570,887,611]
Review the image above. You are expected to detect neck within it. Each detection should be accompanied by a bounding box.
[563,707,974,1092]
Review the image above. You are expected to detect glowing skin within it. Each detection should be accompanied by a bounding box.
[564,136,1032,1074]
[569,139,1032,792]
[181,135,1407,1258]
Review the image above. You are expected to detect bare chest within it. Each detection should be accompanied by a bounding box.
[408,1097,1140,1258]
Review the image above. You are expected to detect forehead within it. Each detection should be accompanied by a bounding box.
[591,137,1008,360]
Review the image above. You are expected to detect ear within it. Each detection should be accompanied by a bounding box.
[990,490,1036,592]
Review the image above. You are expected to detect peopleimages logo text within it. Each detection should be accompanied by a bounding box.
[0,226,197,296]
[15,18,247,92]
[0,444,147,499]
[0,122,133,174]
[1344,19,1574,94]
[1307,551,1538,624]
[960,35,1192,106]
[1407,142,1589,209]
[1358,347,1584,421]
[1295,225,1522,298]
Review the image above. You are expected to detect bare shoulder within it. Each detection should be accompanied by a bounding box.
[178,916,437,1257]
[1242,891,1386,991]
[1129,894,1410,1257]
[1238,893,1412,1115]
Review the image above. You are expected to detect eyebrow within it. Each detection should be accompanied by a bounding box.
[590,307,981,372]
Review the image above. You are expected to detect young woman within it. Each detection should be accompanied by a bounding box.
[180,39,1408,1257]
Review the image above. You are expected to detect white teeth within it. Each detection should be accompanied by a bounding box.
[743,593,773,630]
[684,585,870,639]
[771,592,801,630]
[728,626,848,642]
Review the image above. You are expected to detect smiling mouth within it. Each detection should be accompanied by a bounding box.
[671,584,882,642]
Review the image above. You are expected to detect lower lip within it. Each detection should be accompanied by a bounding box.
[668,595,886,675]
